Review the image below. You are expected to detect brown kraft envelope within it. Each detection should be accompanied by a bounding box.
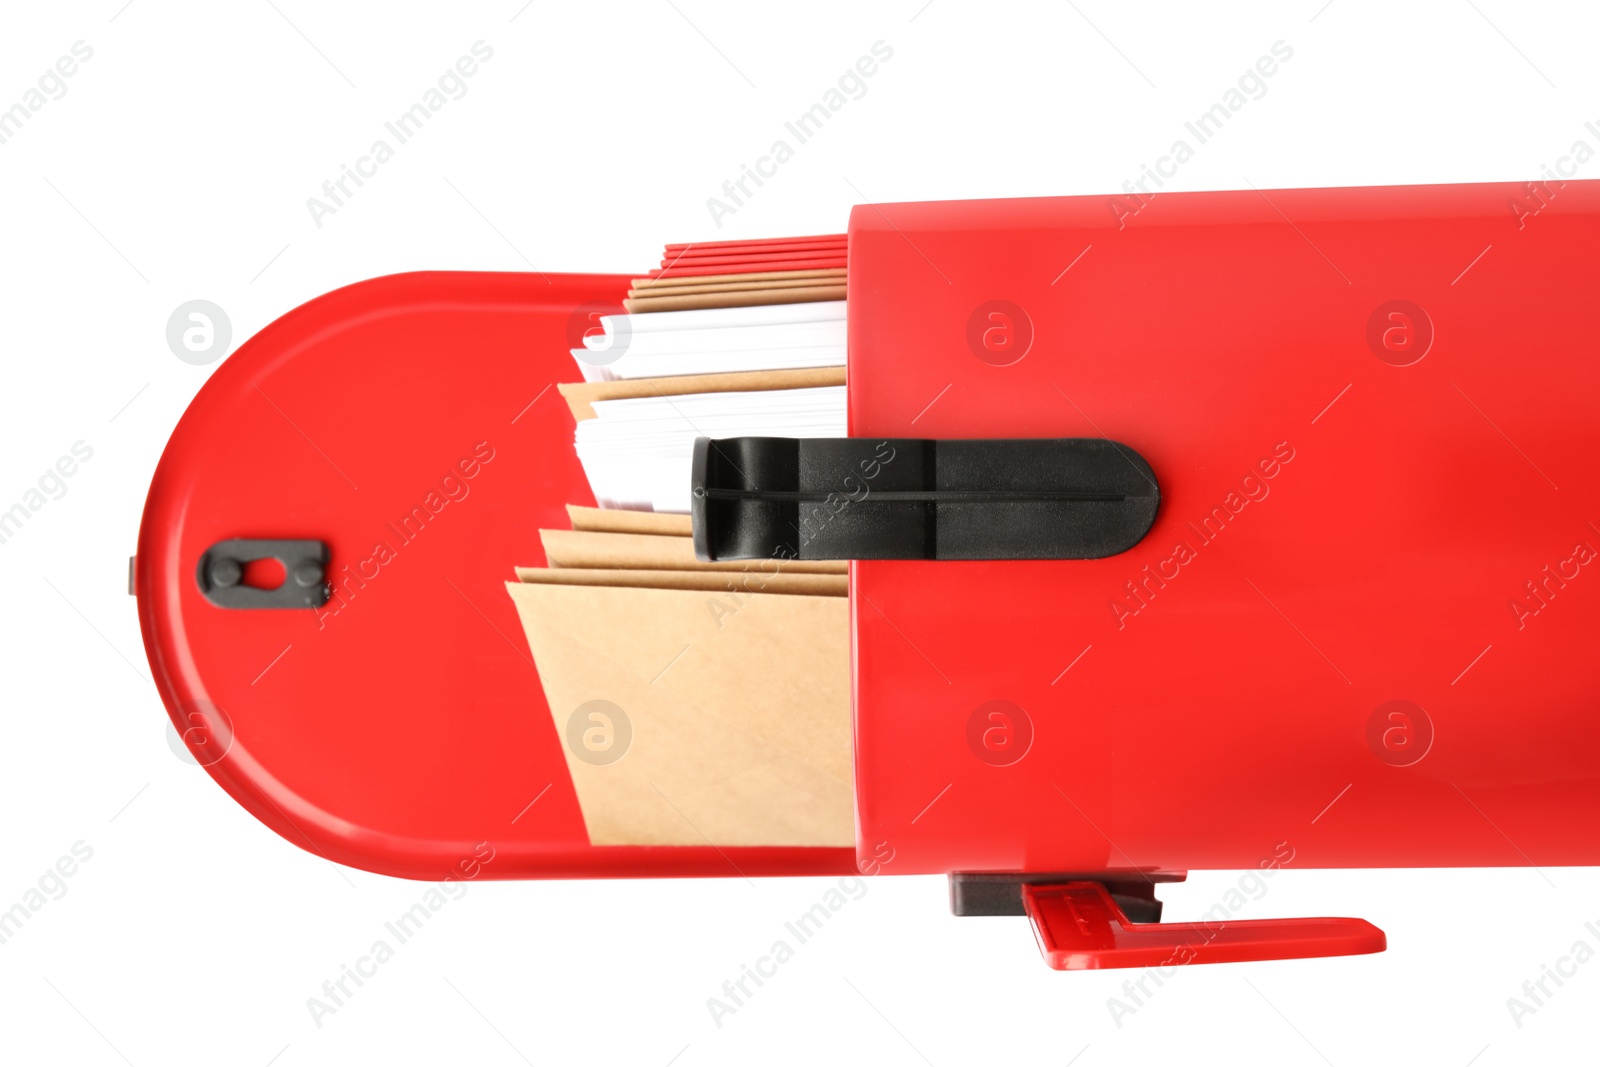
[505,581,853,847]
[558,367,846,422]
[514,565,846,598]
[565,505,692,537]
[624,285,846,314]
[540,529,846,574]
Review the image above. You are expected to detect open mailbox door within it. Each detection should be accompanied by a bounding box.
[135,270,856,883]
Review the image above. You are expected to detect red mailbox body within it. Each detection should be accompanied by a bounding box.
[138,180,1600,967]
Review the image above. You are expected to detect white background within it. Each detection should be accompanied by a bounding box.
[2,1,1597,1063]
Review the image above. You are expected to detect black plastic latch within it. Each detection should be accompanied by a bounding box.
[949,872,1176,923]
[196,539,330,609]
[691,437,1159,562]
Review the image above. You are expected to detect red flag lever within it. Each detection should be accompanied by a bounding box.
[1022,882,1386,971]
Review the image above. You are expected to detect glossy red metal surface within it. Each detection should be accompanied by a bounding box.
[137,270,857,880]
[140,181,1600,967]
[848,181,1600,876]
[1022,882,1385,970]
